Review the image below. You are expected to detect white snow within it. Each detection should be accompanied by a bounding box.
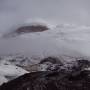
[0,63,28,85]
[0,75,8,85]
[0,64,28,76]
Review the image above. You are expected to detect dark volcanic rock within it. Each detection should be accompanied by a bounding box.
[0,59,90,90]
[3,24,49,38]
[15,25,49,34]
[39,57,63,65]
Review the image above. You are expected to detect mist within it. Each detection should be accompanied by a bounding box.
[0,0,90,33]
[0,0,90,58]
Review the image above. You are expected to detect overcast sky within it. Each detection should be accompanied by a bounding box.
[0,0,90,32]
[0,0,90,57]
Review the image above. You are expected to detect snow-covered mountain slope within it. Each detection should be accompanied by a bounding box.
[0,55,35,67]
[1,58,90,90]
[0,54,89,84]
[0,64,28,79]
[0,55,30,85]
[0,54,42,85]
[0,54,80,85]
[0,64,28,85]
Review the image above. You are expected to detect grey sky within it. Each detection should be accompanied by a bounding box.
[0,0,90,32]
[0,0,90,57]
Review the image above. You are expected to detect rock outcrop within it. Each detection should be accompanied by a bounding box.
[15,25,49,34]
[3,24,49,38]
